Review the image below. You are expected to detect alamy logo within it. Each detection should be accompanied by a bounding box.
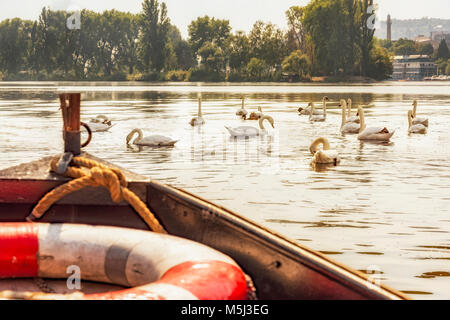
[366,4,380,30]
[66,265,81,290]
[66,3,81,30]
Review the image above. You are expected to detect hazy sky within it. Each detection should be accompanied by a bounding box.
[0,0,448,37]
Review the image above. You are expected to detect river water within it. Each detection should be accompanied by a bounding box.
[0,81,449,299]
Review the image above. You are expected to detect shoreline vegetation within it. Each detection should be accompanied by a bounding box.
[0,0,447,83]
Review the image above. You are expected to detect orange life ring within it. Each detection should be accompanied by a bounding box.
[0,223,248,300]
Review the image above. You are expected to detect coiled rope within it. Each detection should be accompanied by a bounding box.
[27,156,166,234]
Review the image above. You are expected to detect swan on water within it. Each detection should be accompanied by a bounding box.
[309,137,340,165]
[299,96,329,115]
[190,97,205,126]
[87,115,114,132]
[248,106,263,120]
[309,97,329,122]
[357,106,395,141]
[340,100,360,134]
[411,100,429,127]
[126,128,178,147]
[225,115,275,137]
[346,98,360,124]
[236,96,248,119]
[408,110,427,134]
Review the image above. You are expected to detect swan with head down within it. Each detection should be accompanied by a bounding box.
[190,97,205,126]
[126,128,178,147]
[357,106,395,141]
[309,137,340,165]
[225,115,275,137]
[411,100,429,127]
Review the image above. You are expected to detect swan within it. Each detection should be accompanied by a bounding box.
[298,96,329,115]
[225,115,275,137]
[309,137,340,165]
[408,110,427,134]
[346,98,360,123]
[236,96,248,119]
[190,97,205,126]
[126,128,178,147]
[248,106,263,120]
[87,115,114,132]
[357,106,395,141]
[340,100,360,134]
[309,97,329,122]
[412,100,429,127]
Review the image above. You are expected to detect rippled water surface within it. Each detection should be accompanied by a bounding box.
[1,81,449,299]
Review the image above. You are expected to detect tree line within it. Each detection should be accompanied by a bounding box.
[0,0,396,82]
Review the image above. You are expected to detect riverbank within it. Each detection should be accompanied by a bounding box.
[0,71,379,84]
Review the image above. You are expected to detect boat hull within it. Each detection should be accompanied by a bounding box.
[0,153,408,300]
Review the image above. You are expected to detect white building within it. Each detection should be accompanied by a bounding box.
[392,55,437,81]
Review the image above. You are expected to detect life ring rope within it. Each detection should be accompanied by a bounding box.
[26,156,166,234]
[0,223,249,300]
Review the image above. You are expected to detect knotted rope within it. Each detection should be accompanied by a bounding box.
[27,156,166,234]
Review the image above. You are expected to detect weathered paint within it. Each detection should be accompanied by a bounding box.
[0,223,248,300]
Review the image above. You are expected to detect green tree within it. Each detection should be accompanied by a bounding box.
[302,0,352,75]
[282,50,311,79]
[198,42,225,73]
[368,46,392,80]
[393,38,418,56]
[418,43,434,56]
[249,21,287,69]
[188,16,231,56]
[139,0,171,72]
[286,6,306,52]
[246,57,268,81]
[174,40,195,70]
[437,39,450,60]
[229,31,251,71]
[0,18,28,76]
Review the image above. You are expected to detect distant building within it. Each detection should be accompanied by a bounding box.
[392,55,437,81]
[387,15,392,42]
[414,31,450,49]
[414,35,432,45]
[430,30,450,46]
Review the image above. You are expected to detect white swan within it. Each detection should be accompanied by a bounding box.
[408,110,427,134]
[225,115,275,137]
[236,96,248,119]
[310,137,340,165]
[126,128,178,147]
[248,106,263,120]
[346,98,360,123]
[190,97,205,126]
[309,97,328,122]
[340,100,360,134]
[357,106,395,141]
[412,100,429,127]
[298,96,329,115]
[87,115,114,132]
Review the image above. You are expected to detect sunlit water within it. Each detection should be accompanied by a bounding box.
[0,81,449,299]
